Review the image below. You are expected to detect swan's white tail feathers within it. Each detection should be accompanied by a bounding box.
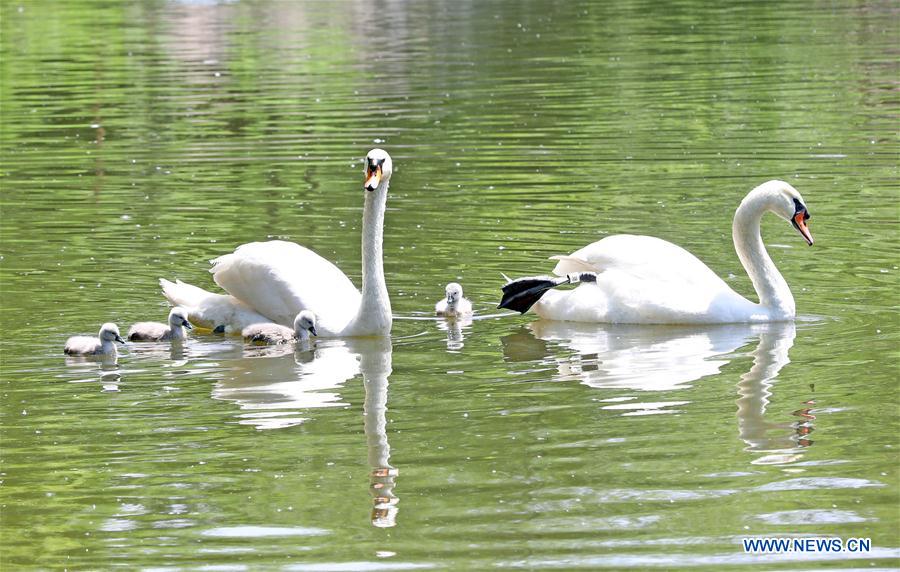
[159,278,233,330]
[160,278,213,309]
[209,252,234,274]
[160,277,274,332]
[550,255,601,276]
[160,278,182,307]
[500,272,513,284]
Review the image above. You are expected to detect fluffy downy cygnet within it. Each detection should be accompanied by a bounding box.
[435,282,473,317]
[128,307,193,342]
[242,310,318,344]
[65,323,125,356]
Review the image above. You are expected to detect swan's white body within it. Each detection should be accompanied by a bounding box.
[65,323,124,356]
[435,282,473,317]
[128,307,192,341]
[161,149,393,337]
[530,180,813,324]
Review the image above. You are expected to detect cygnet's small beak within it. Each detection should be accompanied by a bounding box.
[309,325,318,337]
[182,320,193,329]
[364,165,382,192]
[115,335,126,344]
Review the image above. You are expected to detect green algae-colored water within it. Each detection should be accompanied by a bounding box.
[1,1,897,569]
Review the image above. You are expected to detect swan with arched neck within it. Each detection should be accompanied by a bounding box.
[499,180,813,324]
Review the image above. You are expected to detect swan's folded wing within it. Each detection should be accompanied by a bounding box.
[211,241,361,330]
[561,234,729,289]
[538,234,756,324]
[553,235,664,277]
[550,255,601,276]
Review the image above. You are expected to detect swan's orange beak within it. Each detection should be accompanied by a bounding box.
[792,211,813,246]
[364,165,382,192]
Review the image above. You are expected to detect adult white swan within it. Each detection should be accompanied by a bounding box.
[498,180,813,324]
[161,149,393,337]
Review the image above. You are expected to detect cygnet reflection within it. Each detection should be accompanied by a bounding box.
[437,314,473,350]
[64,353,123,391]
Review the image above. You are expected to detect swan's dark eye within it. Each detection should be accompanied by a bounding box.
[367,157,384,170]
[792,198,810,220]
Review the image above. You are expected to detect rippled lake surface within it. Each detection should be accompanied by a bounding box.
[1,1,898,569]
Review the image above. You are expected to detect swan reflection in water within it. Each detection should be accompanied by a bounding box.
[502,320,814,462]
[358,337,399,528]
[212,339,359,429]
[734,323,815,464]
[211,337,399,527]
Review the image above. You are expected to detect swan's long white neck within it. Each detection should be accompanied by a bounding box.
[347,180,392,335]
[732,187,795,318]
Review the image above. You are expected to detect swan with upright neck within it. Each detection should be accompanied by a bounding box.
[161,149,393,337]
[499,180,813,324]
